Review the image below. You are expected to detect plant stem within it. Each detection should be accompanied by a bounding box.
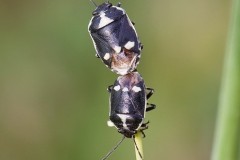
[211,0,240,159]
[134,131,144,160]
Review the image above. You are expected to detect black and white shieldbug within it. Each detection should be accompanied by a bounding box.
[88,2,143,75]
[101,71,156,159]
[107,72,155,138]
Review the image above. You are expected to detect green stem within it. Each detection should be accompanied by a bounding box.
[134,131,144,160]
[211,0,240,160]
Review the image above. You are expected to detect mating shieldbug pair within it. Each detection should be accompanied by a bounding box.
[88,1,156,159]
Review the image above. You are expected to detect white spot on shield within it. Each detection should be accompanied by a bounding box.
[107,120,115,127]
[118,114,128,129]
[132,86,142,92]
[98,12,114,29]
[114,85,121,91]
[124,41,135,50]
[122,87,129,92]
[112,6,125,13]
[103,53,110,60]
[113,45,121,54]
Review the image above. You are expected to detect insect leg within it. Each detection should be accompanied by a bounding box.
[146,103,156,112]
[95,53,100,58]
[117,2,121,7]
[146,88,154,99]
[107,85,113,93]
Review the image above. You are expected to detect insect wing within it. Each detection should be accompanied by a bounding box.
[118,15,141,54]
[90,30,114,65]
[129,83,146,116]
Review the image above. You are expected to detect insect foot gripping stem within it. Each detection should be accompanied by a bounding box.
[88,2,156,160]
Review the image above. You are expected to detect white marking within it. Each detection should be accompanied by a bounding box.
[122,87,129,92]
[115,68,129,75]
[92,41,98,53]
[114,85,121,91]
[103,53,110,60]
[137,54,141,58]
[136,120,144,130]
[98,12,114,29]
[88,17,99,54]
[124,41,135,50]
[126,15,138,36]
[107,120,115,127]
[118,114,128,129]
[104,29,111,36]
[113,45,121,53]
[87,16,94,31]
[132,86,142,92]
[112,6,126,14]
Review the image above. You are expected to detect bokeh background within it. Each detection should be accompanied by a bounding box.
[0,0,232,159]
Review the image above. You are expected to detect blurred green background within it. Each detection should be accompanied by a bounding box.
[0,0,231,159]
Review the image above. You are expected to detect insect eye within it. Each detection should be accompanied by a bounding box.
[106,3,112,8]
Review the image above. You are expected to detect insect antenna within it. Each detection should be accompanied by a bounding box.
[101,136,126,160]
[133,135,143,160]
[90,0,97,7]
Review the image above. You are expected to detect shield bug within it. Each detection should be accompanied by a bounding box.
[101,71,156,159]
[88,2,143,75]
[107,71,155,137]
